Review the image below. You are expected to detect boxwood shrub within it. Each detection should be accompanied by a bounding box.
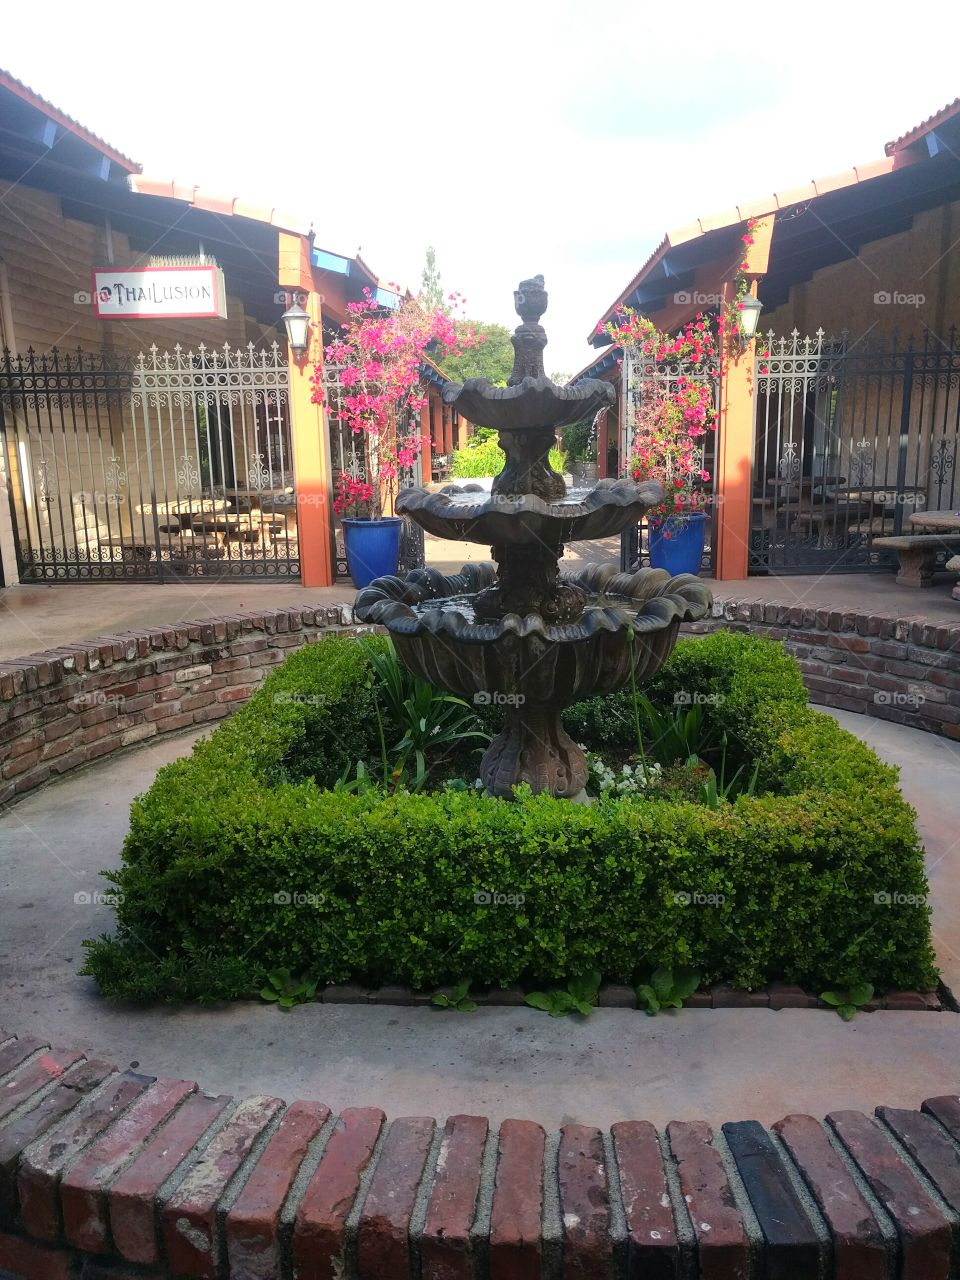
[81,630,936,1002]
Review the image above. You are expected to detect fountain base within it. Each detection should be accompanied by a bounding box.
[481,701,588,799]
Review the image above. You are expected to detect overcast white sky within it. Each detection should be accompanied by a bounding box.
[6,0,959,373]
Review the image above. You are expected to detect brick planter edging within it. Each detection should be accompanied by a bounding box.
[327,979,946,1012]
[2,594,960,809]
[691,596,960,738]
[3,1027,960,1279]
[0,604,353,807]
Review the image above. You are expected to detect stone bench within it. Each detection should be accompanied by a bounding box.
[873,533,960,588]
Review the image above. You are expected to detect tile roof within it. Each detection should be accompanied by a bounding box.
[589,149,924,338]
[0,68,139,173]
[885,97,960,155]
[127,175,313,237]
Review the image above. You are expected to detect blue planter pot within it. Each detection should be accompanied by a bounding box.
[341,517,403,588]
[648,511,708,576]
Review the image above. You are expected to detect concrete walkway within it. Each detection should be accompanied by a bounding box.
[0,535,620,661]
[0,710,957,1125]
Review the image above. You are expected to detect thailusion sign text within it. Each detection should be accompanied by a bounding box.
[91,266,227,319]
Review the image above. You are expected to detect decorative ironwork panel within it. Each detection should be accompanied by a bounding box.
[750,326,960,574]
[0,343,297,582]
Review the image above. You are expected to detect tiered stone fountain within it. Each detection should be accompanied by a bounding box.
[355,277,712,798]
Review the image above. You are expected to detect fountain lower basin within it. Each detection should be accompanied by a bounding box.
[354,562,713,797]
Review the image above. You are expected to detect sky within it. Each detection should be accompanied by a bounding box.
[5,0,960,375]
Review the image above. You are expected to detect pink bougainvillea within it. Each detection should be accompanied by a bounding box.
[312,288,480,519]
[604,311,719,524]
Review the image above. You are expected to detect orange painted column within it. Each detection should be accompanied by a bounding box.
[278,231,334,587]
[713,217,773,581]
[286,289,334,587]
[714,283,756,582]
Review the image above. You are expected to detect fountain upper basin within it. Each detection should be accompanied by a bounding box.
[442,374,615,432]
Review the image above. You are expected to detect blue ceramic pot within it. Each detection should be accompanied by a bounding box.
[341,517,403,588]
[648,511,708,576]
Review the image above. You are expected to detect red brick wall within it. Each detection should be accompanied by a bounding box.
[0,605,351,806]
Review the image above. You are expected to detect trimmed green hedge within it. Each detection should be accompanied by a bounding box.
[81,631,936,1002]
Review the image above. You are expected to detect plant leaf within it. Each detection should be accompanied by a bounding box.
[524,991,554,1012]
[672,968,701,1001]
[568,971,601,1004]
[650,967,674,999]
[848,982,874,1007]
[820,990,844,1006]
[259,987,280,1002]
[635,984,660,1015]
[838,1004,856,1021]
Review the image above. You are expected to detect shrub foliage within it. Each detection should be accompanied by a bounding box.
[81,631,936,1001]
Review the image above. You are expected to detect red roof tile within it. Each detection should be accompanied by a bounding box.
[0,68,139,172]
[128,175,313,238]
[885,97,960,155]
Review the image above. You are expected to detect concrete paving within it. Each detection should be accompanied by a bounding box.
[0,535,619,661]
[0,712,958,1125]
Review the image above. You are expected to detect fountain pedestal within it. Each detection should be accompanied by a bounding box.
[354,278,713,799]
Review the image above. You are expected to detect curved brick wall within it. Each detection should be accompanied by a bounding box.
[0,605,352,806]
[0,1026,959,1278]
[1,596,959,805]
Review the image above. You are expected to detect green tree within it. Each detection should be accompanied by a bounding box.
[420,246,446,313]
[436,320,514,386]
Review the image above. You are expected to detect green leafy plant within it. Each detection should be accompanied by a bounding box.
[432,979,477,1012]
[450,431,566,478]
[636,966,701,1015]
[364,638,490,785]
[525,971,601,1018]
[698,734,761,808]
[635,693,717,768]
[821,982,874,1021]
[259,968,318,1011]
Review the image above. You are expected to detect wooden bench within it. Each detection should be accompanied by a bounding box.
[872,533,960,587]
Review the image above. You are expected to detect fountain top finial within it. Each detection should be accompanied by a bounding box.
[514,275,547,325]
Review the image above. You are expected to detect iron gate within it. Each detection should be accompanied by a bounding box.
[750,327,960,573]
[619,343,720,573]
[321,362,425,580]
[0,343,299,582]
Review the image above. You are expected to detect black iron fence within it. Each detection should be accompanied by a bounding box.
[0,344,299,582]
[750,327,960,574]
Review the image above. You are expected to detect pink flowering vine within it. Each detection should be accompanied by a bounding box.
[604,311,718,523]
[312,288,480,518]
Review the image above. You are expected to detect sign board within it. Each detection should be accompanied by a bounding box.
[91,265,227,320]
